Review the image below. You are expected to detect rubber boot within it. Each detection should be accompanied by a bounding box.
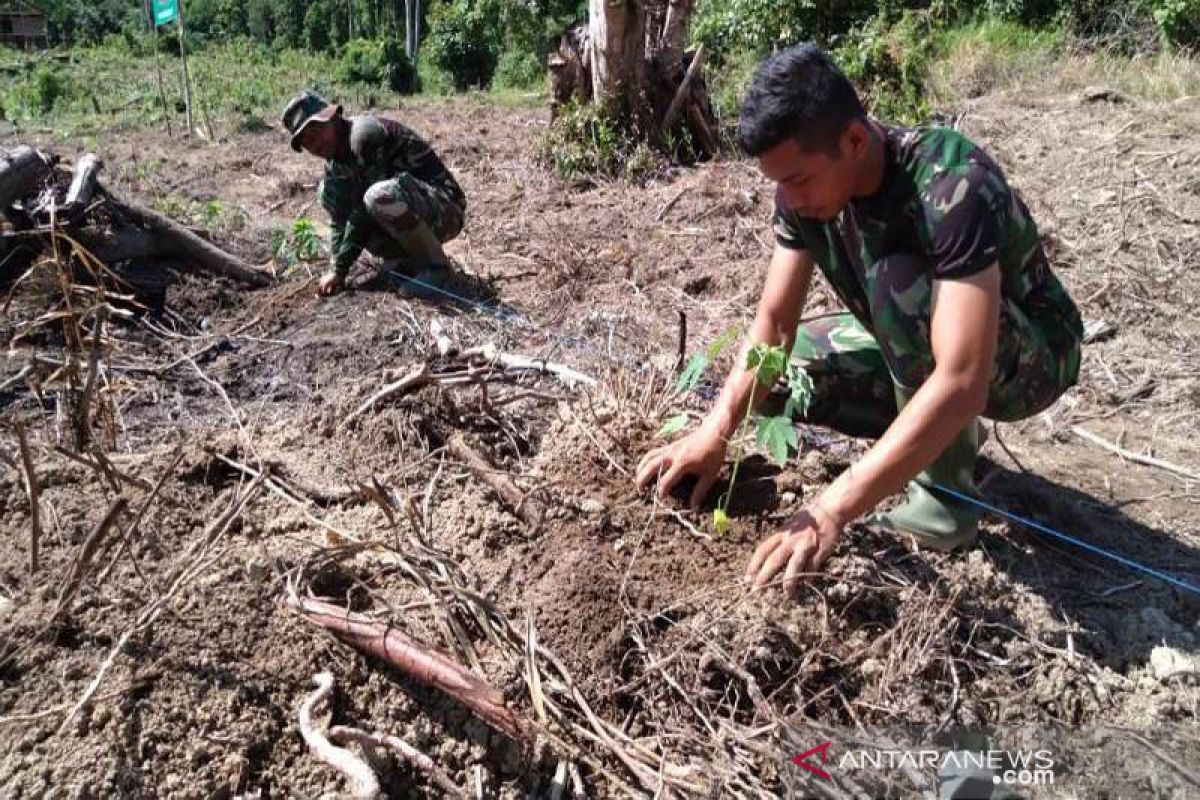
[388,221,453,299]
[868,387,982,551]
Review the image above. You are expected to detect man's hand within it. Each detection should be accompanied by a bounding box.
[746,504,842,595]
[635,425,728,510]
[317,270,345,296]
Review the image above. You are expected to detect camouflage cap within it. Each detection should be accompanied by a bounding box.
[281,90,342,152]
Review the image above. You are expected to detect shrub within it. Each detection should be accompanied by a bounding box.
[691,0,877,63]
[493,49,544,90]
[834,10,938,124]
[1149,0,1200,47]
[2,64,71,120]
[536,100,663,184]
[425,0,502,90]
[337,38,418,94]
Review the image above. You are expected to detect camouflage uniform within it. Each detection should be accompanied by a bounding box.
[775,125,1083,436]
[319,116,466,278]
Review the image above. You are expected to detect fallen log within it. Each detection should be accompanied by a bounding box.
[99,188,273,287]
[0,146,52,211]
[288,595,531,745]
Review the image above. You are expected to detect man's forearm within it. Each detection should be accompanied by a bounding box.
[330,221,365,276]
[817,370,985,524]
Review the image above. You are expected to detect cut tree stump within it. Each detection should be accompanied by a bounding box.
[0,146,53,212]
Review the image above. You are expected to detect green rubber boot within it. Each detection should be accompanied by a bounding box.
[869,388,982,552]
[388,221,453,298]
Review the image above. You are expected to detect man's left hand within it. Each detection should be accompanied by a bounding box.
[746,504,842,595]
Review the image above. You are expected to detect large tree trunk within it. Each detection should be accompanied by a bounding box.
[552,1,718,159]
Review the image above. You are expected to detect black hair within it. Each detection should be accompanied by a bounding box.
[737,43,866,157]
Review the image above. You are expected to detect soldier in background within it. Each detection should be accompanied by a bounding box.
[637,44,1083,594]
[281,91,466,297]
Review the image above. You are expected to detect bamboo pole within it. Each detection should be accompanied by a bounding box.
[177,0,195,137]
[144,0,175,137]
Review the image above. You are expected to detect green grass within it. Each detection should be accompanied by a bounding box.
[0,37,398,140]
[2,20,1195,146]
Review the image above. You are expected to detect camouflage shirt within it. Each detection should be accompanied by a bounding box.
[324,115,466,273]
[774,125,1081,339]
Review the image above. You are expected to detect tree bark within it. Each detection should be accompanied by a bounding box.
[61,154,102,214]
[573,0,717,159]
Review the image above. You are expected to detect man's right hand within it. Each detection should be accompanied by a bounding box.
[635,424,728,510]
[317,270,345,296]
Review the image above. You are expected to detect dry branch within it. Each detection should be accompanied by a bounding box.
[73,306,105,450]
[662,44,706,133]
[465,344,596,389]
[1070,425,1200,482]
[100,188,273,287]
[56,475,264,733]
[12,419,41,573]
[447,434,541,526]
[288,595,531,744]
[344,363,432,425]
[329,725,463,798]
[52,496,128,625]
[298,673,382,799]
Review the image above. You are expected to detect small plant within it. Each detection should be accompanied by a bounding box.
[271,218,324,273]
[663,331,813,535]
[535,100,627,183]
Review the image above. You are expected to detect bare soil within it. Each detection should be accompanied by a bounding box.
[1,90,1198,798]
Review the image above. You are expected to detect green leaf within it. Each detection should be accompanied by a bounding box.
[705,325,742,361]
[656,412,691,438]
[674,353,709,395]
[713,508,731,536]
[675,327,743,395]
[787,363,815,417]
[746,343,788,386]
[755,414,798,467]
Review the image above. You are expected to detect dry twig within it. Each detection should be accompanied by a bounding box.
[12,419,41,573]
[329,725,463,797]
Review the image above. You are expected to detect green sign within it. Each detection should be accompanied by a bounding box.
[151,0,179,27]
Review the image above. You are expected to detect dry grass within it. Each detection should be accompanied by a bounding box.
[930,23,1200,106]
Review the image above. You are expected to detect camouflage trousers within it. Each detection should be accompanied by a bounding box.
[319,172,464,261]
[788,254,1082,438]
